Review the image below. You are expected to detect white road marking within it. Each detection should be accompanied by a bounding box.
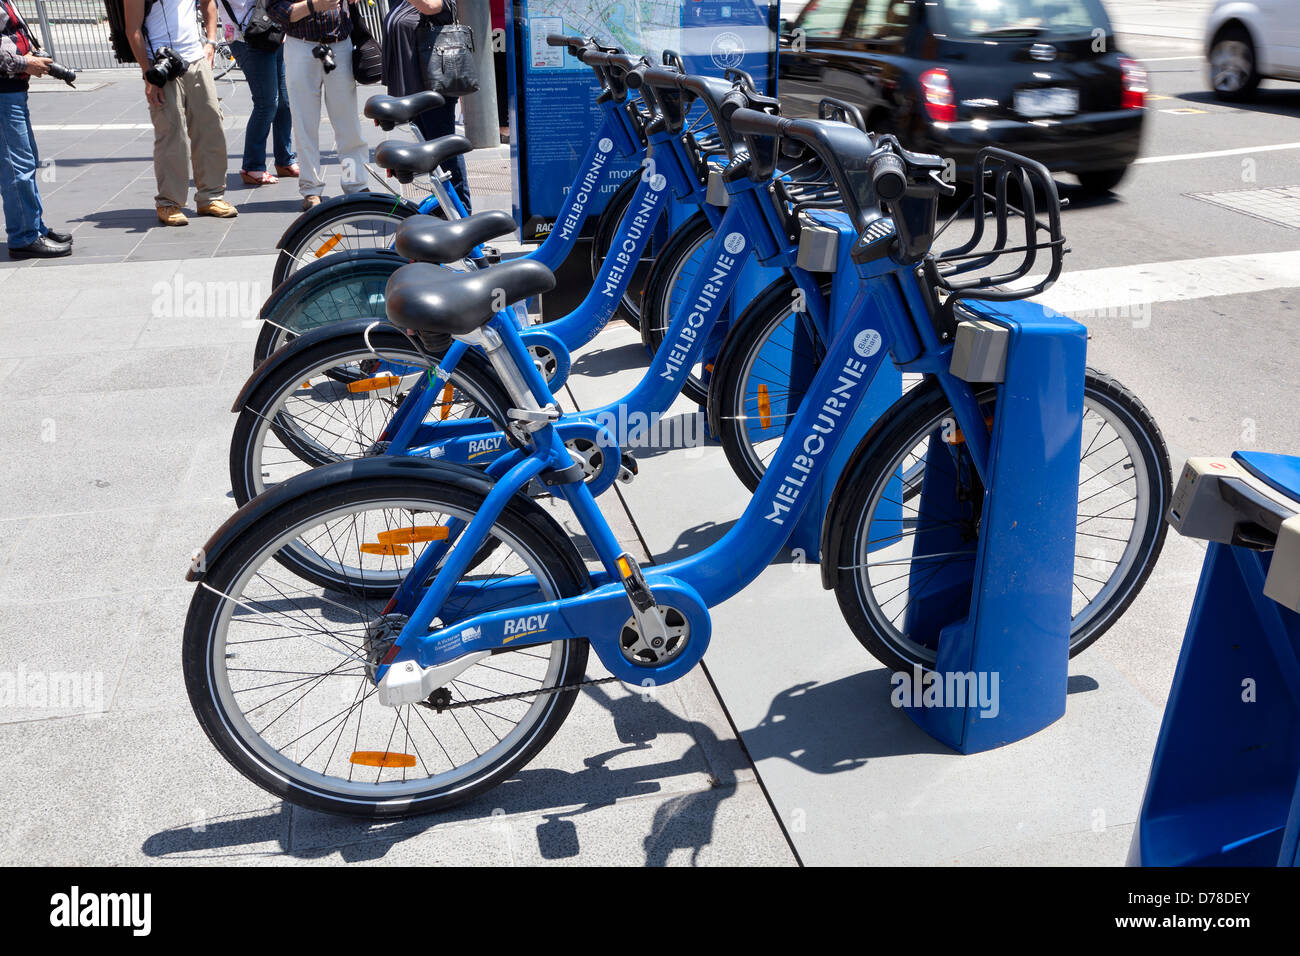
[1030,249,1300,313]
[1139,55,1203,62]
[1136,142,1300,165]
[31,123,154,131]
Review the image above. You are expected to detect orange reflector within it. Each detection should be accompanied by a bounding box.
[360,542,411,556]
[943,416,995,445]
[705,363,714,374]
[301,381,312,389]
[616,556,633,579]
[347,374,400,393]
[436,383,455,421]
[314,234,343,258]
[756,384,772,430]
[377,526,450,545]
[350,751,416,768]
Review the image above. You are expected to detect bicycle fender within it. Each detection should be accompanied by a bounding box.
[231,317,402,413]
[187,456,496,583]
[258,248,406,321]
[273,191,414,251]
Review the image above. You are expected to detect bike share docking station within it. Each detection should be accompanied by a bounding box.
[1130,453,1300,866]
[787,149,1087,754]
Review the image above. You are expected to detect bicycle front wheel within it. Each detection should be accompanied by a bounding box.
[829,372,1171,672]
[184,471,590,818]
[640,213,714,406]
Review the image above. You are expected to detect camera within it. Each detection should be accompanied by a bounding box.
[312,42,336,74]
[45,60,77,87]
[145,46,186,87]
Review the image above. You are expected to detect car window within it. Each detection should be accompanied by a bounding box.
[797,0,855,38]
[849,0,912,40]
[934,0,1110,38]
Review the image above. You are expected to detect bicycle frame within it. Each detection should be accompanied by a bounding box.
[371,208,996,696]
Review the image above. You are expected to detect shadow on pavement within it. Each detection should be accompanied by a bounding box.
[1178,87,1300,117]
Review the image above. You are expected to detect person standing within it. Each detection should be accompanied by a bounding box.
[0,0,72,257]
[269,0,368,210]
[126,0,237,226]
[217,0,298,185]
[381,0,470,212]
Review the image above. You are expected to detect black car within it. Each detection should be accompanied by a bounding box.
[779,0,1147,192]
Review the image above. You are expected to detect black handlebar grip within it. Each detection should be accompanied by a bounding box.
[547,34,579,48]
[728,106,787,139]
[870,152,908,202]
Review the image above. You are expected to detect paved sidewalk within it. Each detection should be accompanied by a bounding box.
[6,69,514,266]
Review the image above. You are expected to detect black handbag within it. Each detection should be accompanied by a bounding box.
[219,0,283,53]
[417,3,479,97]
[351,13,383,85]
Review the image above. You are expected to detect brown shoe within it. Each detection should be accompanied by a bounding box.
[275,163,300,178]
[157,205,188,227]
[198,199,238,218]
[302,195,322,211]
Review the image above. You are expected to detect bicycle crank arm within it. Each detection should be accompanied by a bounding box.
[377,574,712,689]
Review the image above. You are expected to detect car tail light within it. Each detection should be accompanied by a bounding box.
[920,68,957,123]
[1120,57,1147,109]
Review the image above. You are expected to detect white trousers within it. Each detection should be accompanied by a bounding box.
[282,36,369,197]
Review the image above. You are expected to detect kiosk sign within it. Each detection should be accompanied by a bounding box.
[507,0,778,241]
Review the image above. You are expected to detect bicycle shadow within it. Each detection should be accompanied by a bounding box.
[568,340,651,379]
[138,663,1109,864]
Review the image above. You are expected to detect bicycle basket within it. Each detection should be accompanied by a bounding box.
[926,147,1067,308]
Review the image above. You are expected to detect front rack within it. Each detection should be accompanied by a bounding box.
[925,147,1067,310]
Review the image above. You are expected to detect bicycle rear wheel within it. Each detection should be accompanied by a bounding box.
[231,327,510,506]
[185,470,590,818]
[828,373,1171,672]
[274,197,425,288]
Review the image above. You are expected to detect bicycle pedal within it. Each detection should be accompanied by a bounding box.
[618,452,638,484]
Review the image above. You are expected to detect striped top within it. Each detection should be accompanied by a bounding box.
[268,0,352,44]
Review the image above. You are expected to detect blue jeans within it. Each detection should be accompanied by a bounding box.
[0,90,46,248]
[230,40,295,172]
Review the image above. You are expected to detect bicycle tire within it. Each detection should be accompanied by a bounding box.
[185,468,590,818]
[273,195,425,288]
[827,373,1171,672]
[231,326,511,508]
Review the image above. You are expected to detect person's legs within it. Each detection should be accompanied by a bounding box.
[184,59,230,205]
[283,38,324,197]
[231,40,274,172]
[270,46,295,169]
[414,101,470,213]
[0,91,45,247]
[149,74,191,209]
[320,39,368,195]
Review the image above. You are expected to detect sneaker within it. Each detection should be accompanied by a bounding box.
[8,235,72,259]
[198,199,238,218]
[302,195,322,211]
[157,205,189,227]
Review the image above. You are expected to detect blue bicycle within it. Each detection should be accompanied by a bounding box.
[227,57,828,505]
[182,86,1170,816]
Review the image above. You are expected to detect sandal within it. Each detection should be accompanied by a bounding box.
[240,169,279,186]
[275,164,301,178]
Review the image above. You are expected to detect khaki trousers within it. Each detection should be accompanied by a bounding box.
[148,57,229,209]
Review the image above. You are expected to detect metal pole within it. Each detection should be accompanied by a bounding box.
[460,0,499,147]
[32,0,59,61]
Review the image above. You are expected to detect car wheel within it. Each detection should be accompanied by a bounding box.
[1077,167,1130,195]
[1209,27,1260,101]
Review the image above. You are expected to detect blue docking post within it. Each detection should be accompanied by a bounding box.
[901,301,1087,753]
[1129,452,1300,866]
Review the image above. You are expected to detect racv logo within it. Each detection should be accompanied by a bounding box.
[468,436,503,459]
[502,614,550,643]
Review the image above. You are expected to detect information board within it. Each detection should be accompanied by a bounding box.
[506,0,779,241]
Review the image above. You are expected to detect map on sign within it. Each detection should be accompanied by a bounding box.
[543,1,683,64]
